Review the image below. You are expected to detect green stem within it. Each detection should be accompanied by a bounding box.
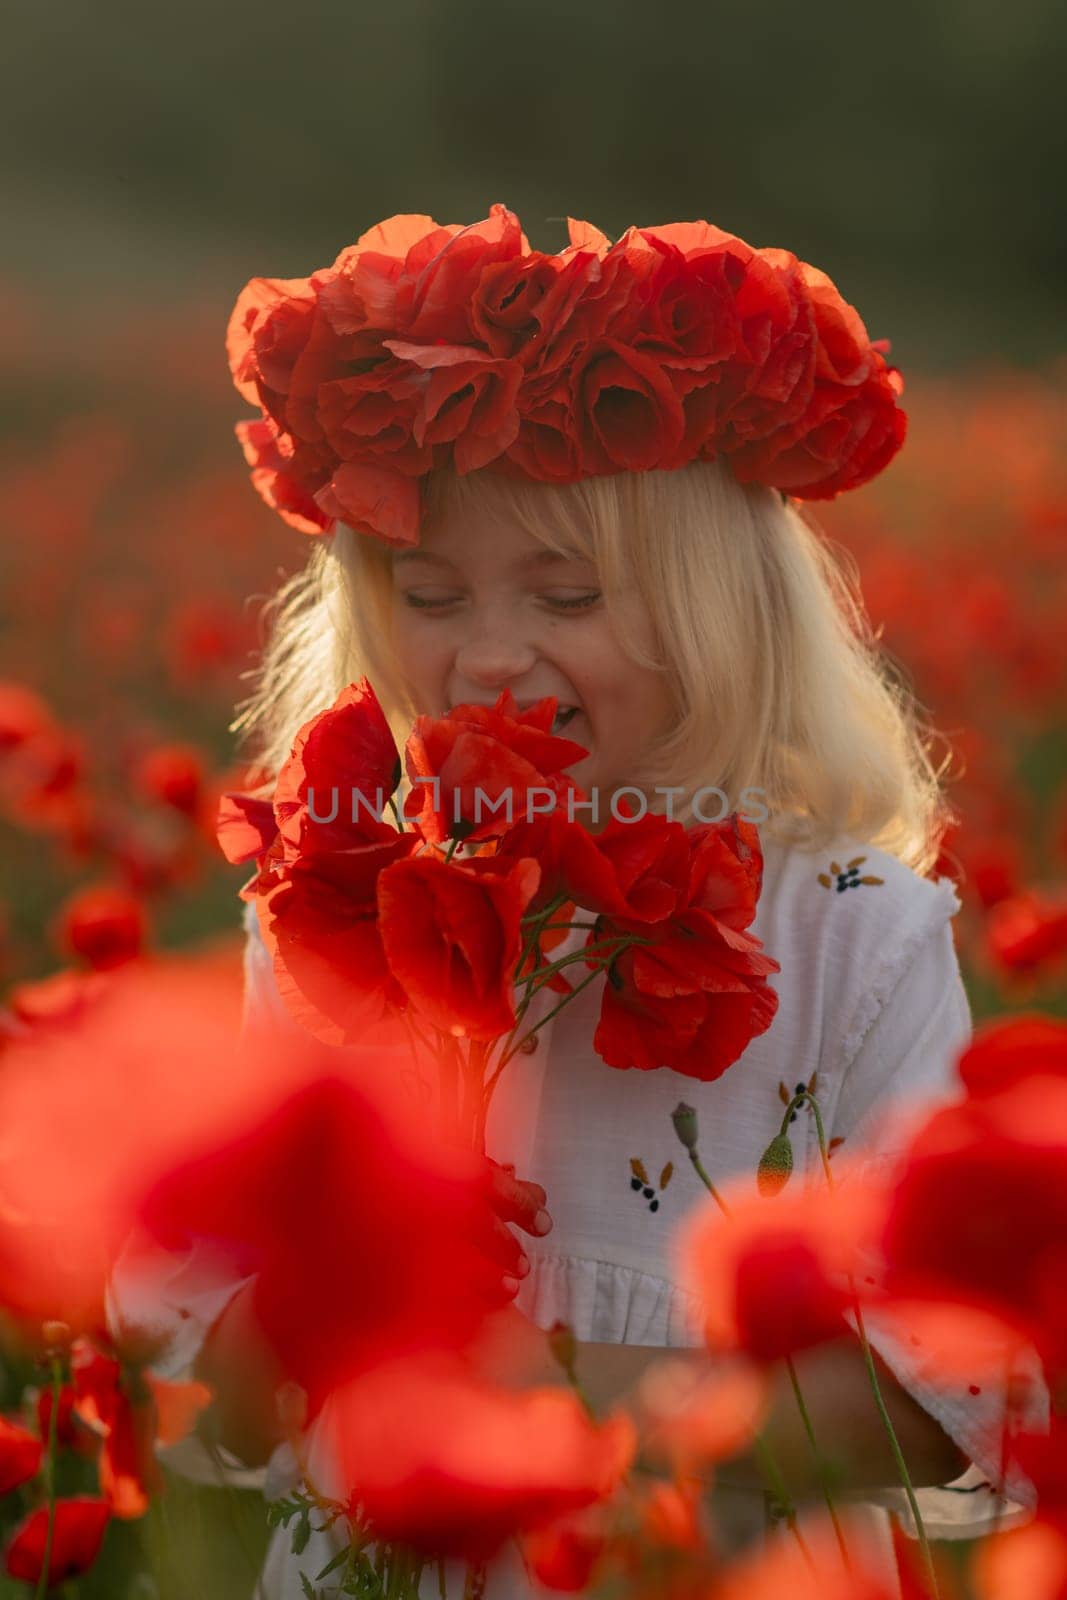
[686,1148,731,1216]
[785,1356,852,1570]
[753,1434,815,1570]
[34,1356,63,1600]
[685,1146,818,1557]
[483,962,607,1108]
[802,1094,939,1596]
[850,1295,939,1597]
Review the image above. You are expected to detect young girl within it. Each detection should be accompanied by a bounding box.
[182,212,1047,1596]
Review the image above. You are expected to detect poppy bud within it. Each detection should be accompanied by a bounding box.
[41,1320,72,1354]
[671,1102,699,1152]
[756,1134,793,1196]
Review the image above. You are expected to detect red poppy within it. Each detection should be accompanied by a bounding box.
[710,1513,922,1600]
[272,678,403,860]
[973,1520,1067,1600]
[70,1337,212,1518]
[0,957,316,1332]
[403,690,586,846]
[522,1510,609,1593]
[986,890,1067,979]
[0,681,56,756]
[215,789,277,868]
[589,817,779,1079]
[492,808,632,925]
[36,1384,83,1452]
[133,743,205,817]
[54,882,148,971]
[680,1179,881,1364]
[140,1073,514,1411]
[377,850,541,1040]
[0,1417,42,1494]
[4,1496,110,1588]
[255,834,418,1044]
[957,1014,1067,1098]
[329,1351,635,1560]
[881,1074,1067,1373]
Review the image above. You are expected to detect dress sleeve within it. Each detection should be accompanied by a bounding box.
[829,916,1051,1540]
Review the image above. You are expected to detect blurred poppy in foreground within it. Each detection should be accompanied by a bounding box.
[882,1053,1067,1374]
[327,1351,635,1561]
[140,1070,524,1411]
[678,1174,882,1364]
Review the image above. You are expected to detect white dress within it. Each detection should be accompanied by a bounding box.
[137,830,1049,1598]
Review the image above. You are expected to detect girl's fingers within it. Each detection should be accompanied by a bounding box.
[482,1213,531,1276]
[487,1160,553,1237]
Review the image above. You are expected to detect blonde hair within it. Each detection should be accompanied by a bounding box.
[231,459,954,874]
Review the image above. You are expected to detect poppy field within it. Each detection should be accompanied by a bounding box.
[0,278,1065,1598]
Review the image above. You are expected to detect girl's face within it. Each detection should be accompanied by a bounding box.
[388,502,674,821]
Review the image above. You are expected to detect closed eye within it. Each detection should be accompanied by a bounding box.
[542,592,602,611]
[400,592,462,610]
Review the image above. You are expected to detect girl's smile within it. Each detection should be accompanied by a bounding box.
[388,504,675,823]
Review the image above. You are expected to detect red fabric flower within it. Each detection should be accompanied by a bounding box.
[0,1417,42,1494]
[4,1497,110,1588]
[377,851,541,1041]
[228,206,907,545]
[330,1352,634,1561]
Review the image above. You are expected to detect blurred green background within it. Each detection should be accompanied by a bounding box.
[3,0,1065,362]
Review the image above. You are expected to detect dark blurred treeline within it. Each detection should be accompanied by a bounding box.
[2,0,1065,368]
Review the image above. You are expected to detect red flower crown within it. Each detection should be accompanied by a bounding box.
[227,204,906,548]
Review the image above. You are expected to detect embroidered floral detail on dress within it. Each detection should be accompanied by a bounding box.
[777,1072,820,1125]
[629,1157,673,1213]
[817,856,885,894]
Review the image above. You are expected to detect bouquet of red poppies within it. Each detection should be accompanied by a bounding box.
[217,679,780,1151]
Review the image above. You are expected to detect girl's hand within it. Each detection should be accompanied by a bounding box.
[479,1158,553,1301]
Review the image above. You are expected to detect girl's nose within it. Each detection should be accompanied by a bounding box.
[453,622,538,690]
